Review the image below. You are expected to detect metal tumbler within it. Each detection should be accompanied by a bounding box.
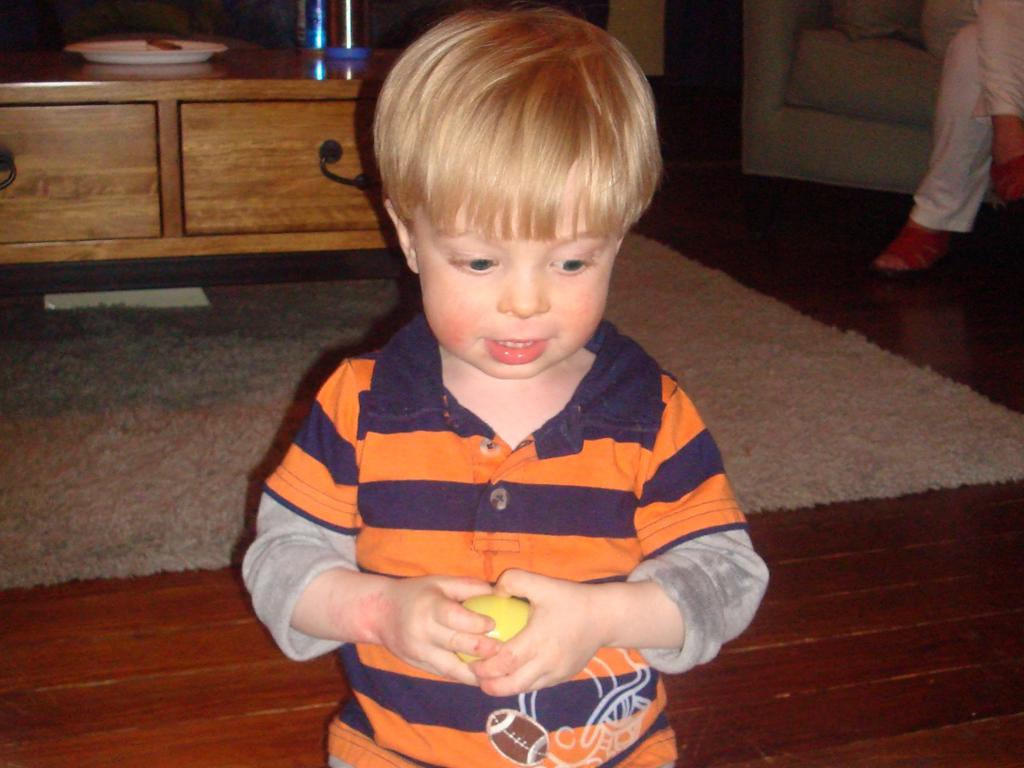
[324,0,371,59]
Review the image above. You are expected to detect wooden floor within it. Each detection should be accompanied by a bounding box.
[2,84,1023,766]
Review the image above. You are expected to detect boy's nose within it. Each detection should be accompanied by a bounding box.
[498,274,550,318]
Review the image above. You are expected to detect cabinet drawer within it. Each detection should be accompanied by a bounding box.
[181,101,380,236]
[0,104,160,244]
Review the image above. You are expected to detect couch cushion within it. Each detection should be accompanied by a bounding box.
[921,0,976,57]
[786,29,941,128]
[830,0,923,43]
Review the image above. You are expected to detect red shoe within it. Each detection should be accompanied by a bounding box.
[991,154,1024,204]
[871,222,951,276]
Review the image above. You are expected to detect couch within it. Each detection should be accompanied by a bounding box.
[742,0,954,197]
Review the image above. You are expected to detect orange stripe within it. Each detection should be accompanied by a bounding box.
[359,430,484,483]
[508,437,651,491]
[357,528,480,578]
[266,453,359,529]
[328,720,421,768]
[274,442,350,494]
[357,527,643,582]
[635,474,745,554]
[657,379,709,449]
[355,643,446,682]
[355,643,656,683]
[360,433,658,492]
[315,357,375,439]
[264,357,375,528]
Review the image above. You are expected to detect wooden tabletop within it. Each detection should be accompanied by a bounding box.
[0,48,396,104]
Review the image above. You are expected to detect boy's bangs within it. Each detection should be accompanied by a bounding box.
[421,104,626,239]
[422,69,649,240]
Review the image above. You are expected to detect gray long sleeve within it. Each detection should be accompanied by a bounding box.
[242,493,355,660]
[630,528,768,673]
[243,493,768,670]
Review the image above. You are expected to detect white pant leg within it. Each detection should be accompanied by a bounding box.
[977,0,1024,116]
[911,23,993,232]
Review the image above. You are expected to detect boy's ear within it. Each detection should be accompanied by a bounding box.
[384,199,419,274]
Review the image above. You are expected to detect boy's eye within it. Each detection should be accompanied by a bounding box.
[466,258,495,272]
[557,258,588,273]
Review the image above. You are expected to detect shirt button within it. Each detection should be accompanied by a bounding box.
[489,487,509,511]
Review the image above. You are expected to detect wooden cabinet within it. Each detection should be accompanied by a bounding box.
[0,104,160,244]
[180,101,377,236]
[0,50,392,273]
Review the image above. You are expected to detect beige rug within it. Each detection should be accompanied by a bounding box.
[2,234,1023,589]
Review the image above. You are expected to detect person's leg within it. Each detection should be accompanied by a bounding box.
[979,0,1024,200]
[911,24,992,232]
[872,23,991,274]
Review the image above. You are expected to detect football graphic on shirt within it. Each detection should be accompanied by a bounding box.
[486,708,549,766]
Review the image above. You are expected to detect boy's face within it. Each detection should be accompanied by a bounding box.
[387,203,622,385]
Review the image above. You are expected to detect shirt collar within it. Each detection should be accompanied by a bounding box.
[362,314,664,456]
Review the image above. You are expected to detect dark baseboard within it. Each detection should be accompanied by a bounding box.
[0,247,405,297]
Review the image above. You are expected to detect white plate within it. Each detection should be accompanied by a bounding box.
[66,40,227,65]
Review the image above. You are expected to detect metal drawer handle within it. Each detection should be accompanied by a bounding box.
[0,149,15,191]
[318,140,370,190]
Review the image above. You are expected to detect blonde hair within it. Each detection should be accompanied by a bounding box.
[373,6,661,239]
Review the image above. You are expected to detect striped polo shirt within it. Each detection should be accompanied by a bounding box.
[266,314,746,768]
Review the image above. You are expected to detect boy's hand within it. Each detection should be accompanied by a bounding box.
[375,575,501,685]
[471,569,605,697]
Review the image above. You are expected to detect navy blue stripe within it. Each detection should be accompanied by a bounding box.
[263,485,359,535]
[580,419,659,448]
[340,645,661,733]
[357,402,454,438]
[338,696,374,738]
[358,480,637,538]
[496,483,634,537]
[361,408,660,451]
[340,646,517,731]
[293,400,358,486]
[646,522,749,558]
[358,481,478,530]
[639,429,724,506]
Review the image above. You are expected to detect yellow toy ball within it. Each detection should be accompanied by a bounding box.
[457,595,530,662]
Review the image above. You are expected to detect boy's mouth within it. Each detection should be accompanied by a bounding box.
[485,338,547,365]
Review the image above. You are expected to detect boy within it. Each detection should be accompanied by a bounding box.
[243,8,768,767]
